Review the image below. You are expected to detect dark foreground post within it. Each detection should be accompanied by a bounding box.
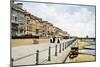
[59,44,61,53]
[48,46,51,61]
[55,45,57,56]
[11,58,14,67]
[65,42,66,49]
[63,43,64,51]
[36,50,39,65]
[65,42,67,49]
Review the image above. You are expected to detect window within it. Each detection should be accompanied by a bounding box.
[15,16,18,21]
[36,29,39,34]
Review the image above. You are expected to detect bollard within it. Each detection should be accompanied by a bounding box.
[68,41,70,46]
[63,43,64,50]
[59,44,61,53]
[64,43,65,50]
[36,50,39,65]
[55,45,57,56]
[11,58,14,67]
[48,46,51,61]
[65,42,68,49]
[64,42,66,49]
[63,43,64,51]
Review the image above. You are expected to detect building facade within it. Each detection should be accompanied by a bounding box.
[11,3,25,37]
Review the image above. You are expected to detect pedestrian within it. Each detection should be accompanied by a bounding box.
[50,38,52,43]
[57,38,60,44]
[53,36,56,43]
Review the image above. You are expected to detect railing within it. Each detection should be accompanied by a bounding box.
[11,38,76,66]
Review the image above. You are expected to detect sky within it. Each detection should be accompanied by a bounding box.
[17,1,96,37]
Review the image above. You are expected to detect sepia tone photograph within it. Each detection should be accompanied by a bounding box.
[11,0,96,66]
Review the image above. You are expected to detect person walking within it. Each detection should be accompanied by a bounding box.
[57,38,60,44]
[53,36,56,43]
[50,37,52,43]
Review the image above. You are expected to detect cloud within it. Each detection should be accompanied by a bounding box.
[22,2,95,37]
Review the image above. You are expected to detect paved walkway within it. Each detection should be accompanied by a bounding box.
[40,41,76,64]
[12,39,76,66]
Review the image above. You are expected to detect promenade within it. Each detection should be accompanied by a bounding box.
[12,39,76,66]
[11,38,96,66]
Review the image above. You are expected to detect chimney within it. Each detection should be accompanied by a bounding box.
[11,0,14,5]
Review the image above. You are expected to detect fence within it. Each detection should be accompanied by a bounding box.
[11,38,76,66]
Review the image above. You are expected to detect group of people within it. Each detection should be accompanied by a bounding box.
[50,36,60,44]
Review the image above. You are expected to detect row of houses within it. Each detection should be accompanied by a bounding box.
[11,1,69,38]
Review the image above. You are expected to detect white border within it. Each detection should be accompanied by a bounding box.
[0,0,99,67]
